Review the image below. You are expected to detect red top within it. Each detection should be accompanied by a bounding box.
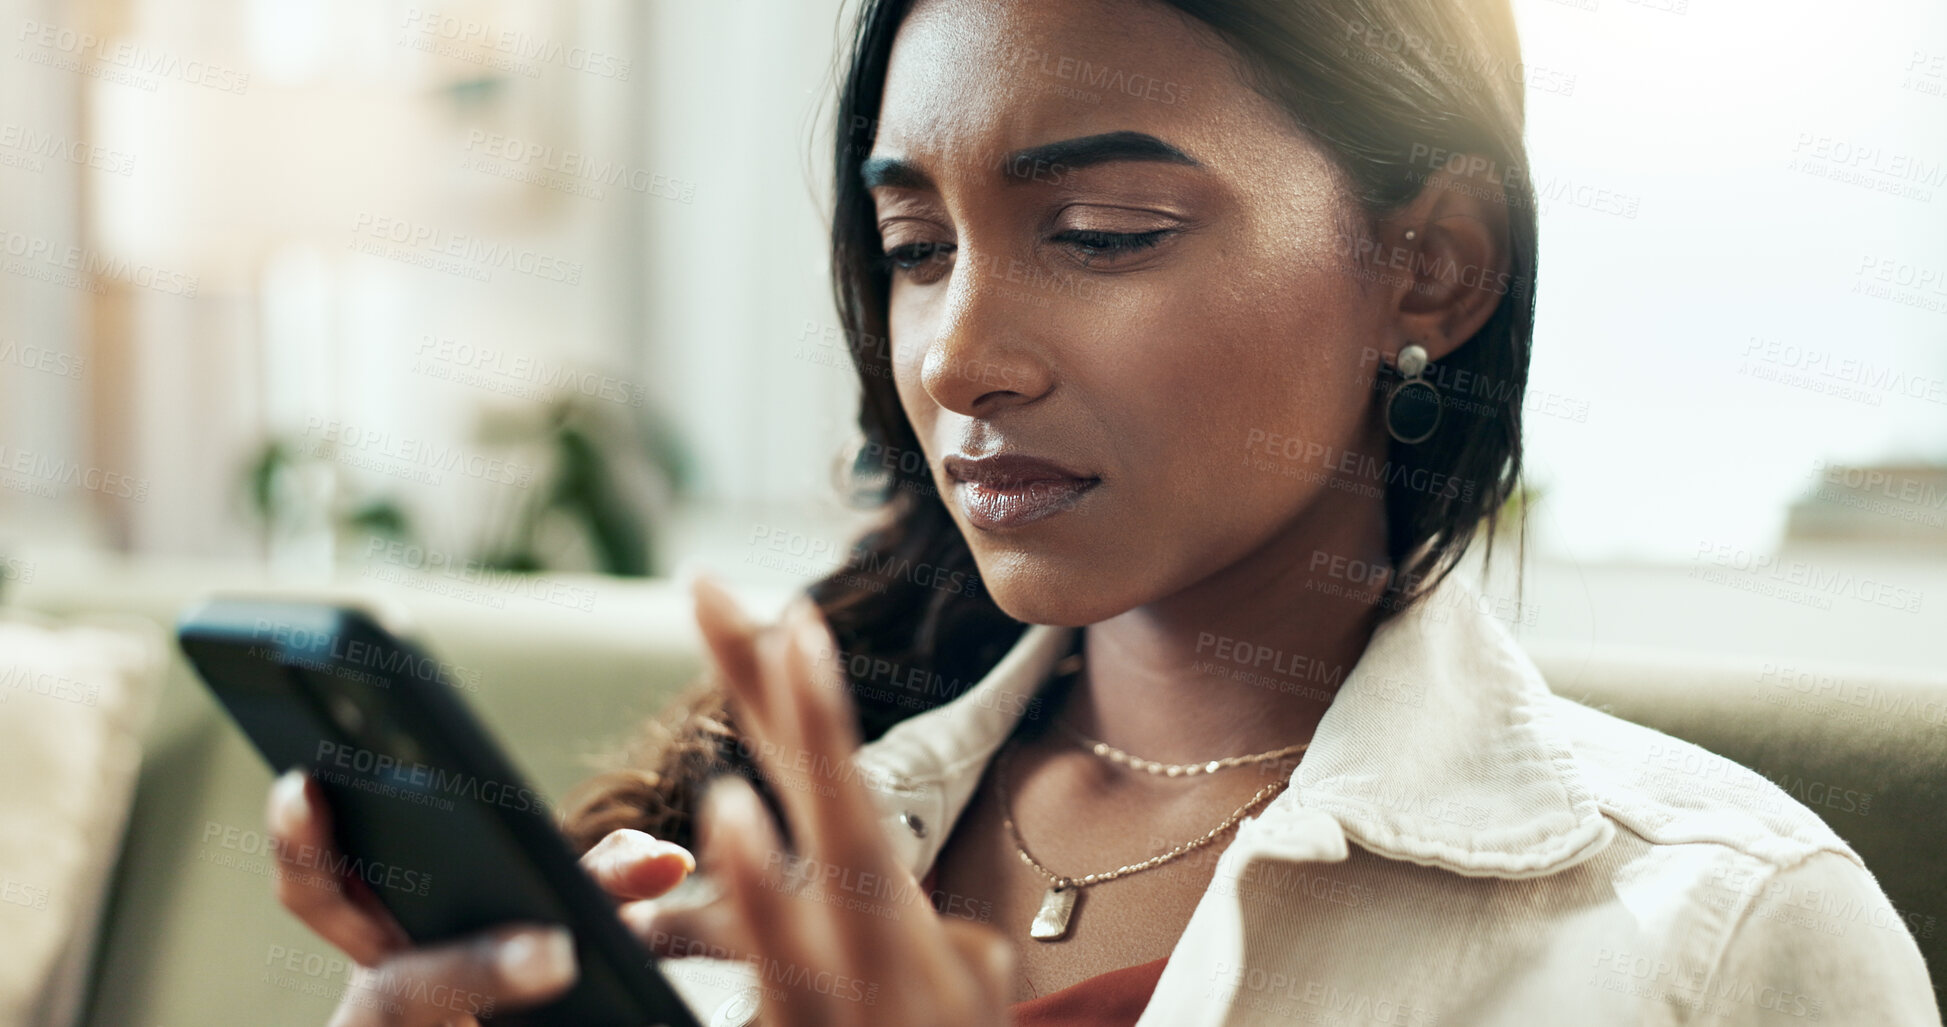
[920,868,1168,1026]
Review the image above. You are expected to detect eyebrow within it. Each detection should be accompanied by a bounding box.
[860,130,1201,189]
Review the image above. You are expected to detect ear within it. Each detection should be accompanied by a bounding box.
[1379,159,1514,365]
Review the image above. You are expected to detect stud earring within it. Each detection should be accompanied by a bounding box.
[1402,229,1417,241]
[1385,344,1442,444]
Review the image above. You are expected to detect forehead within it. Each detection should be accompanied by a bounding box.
[870,0,1267,169]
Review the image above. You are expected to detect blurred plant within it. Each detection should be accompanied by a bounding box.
[239,392,691,576]
[471,395,693,577]
[239,437,418,559]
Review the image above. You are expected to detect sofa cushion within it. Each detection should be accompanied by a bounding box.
[0,613,163,1027]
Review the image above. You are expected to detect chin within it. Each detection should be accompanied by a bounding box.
[965,546,1145,628]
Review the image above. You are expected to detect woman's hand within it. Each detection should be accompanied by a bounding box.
[629,575,1014,1027]
[264,769,698,1025]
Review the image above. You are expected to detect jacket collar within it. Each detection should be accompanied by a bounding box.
[852,576,1615,881]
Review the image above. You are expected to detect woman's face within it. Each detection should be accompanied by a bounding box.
[868,0,1396,626]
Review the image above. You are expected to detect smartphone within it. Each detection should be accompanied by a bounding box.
[177,597,703,1027]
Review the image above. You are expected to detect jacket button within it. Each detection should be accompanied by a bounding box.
[900,810,927,837]
[711,987,761,1026]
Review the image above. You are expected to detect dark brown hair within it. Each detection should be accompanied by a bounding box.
[561,0,1536,854]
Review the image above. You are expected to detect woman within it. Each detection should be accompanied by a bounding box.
[267,0,1940,1024]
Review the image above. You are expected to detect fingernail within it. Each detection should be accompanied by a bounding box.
[270,769,310,835]
[498,926,576,995]
[662,841,697,874]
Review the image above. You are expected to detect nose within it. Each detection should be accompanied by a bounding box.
[916,251,1055,417]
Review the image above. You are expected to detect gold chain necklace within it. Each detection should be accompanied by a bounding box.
[1054,718,1311,777]
[995,738,1297,942]
[1044,649,1309,777]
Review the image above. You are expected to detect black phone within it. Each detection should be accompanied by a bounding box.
[177,597,704,1027]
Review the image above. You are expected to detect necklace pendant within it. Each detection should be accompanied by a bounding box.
[1030,884,1079,941]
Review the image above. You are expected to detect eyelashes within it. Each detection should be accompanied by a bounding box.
[878,241,952,275]
[1049,228,1169,262]
[875,229,1174,281]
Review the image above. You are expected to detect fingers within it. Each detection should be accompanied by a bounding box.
[689,577,897,883]
[696,774,832,1026]
[266,769,410,966]
[323,923,576,1027]
[619,893,750,960]
[612,781,778,963]
[580,828,695,902]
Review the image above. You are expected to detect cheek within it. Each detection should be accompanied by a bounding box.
[1082,259,1378,499]
[888,300,932,429]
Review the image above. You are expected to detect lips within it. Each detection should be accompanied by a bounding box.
[944,453,1100,529]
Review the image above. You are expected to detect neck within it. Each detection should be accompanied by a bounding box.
[1059,479,1393,766]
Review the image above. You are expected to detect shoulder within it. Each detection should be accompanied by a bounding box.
[1541,696,1940,1024]
[1541,690,1854,868]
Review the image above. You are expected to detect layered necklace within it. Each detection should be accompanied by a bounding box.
[997,651,1309,941]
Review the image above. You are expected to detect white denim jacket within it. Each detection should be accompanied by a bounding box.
[662,581,1940,1026]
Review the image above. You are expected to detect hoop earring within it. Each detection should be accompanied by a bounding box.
[1385,344,1442,444]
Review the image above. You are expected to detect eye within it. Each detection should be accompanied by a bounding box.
[1051,229,1171,266]
[877,241,956,284]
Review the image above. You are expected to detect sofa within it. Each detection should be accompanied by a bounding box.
[2,552,1939,1025]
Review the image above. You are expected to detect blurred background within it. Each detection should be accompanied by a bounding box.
[0,0,1943,1023]
[0,0,1941,667]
